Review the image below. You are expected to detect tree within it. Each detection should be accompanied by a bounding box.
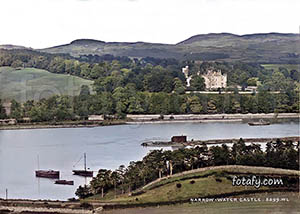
[80,85,91,96]
[143,66,175,93]
[80,63,90,78]
[111,171,121,198]
[290,70,299,81]
[90,169,113,198]
[210,144,231,165]
[75,185,92,199]
[10,100,23,120]
[257,90,275,113]
[190,76,205,91]
[64,59,75,74]
[247,78,258,86]
[99,92,114,115]
[173,78,186,94]
[90,64,105,79]
[188,96,202,113]
[0,100,6,119]
[127,96,144,114]
[149,93,170,114]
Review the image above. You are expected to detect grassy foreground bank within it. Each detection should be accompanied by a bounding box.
[1,166,299,213]
[85,165,299,206]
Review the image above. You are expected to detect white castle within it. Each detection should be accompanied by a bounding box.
[182,66,192,87]
[182,66,227,90]
[202,69,227,89]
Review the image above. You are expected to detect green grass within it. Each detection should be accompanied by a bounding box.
[0,67,93,102]
[88,175,242,204]
[142,166,299,192]
[261,64,299,72]
[86,166,299,205]
[101,192,300,214]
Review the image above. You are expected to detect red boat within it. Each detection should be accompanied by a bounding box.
[72,153,93,177]
[35,170,60,179]
[55,180,74,185]
[72,170,93,177]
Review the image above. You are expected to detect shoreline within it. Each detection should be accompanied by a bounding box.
[126,119,243,124]
[141,136,300,147]
[1,165,300,213]
[0,120,126,131]
[0,113,298,131]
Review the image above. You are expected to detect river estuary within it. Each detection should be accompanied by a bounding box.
[0,121,299,200]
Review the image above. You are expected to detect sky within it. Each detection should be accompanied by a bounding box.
[0,0,299,48]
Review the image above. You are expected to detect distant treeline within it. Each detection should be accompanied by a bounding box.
[1,88,298,122]
[75,138,299,199]
[0,49,299,94]
[0,49,299,121]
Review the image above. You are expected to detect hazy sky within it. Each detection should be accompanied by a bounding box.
[1,0,299,48]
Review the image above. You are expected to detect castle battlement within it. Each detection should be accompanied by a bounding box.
[202,69,227,89]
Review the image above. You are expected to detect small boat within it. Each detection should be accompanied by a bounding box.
[72,153,93,177]
[35,155,60,179]
[36,170,60,179]
[72,170,93,177]
[248,119,270,126]
[55,180,74,185]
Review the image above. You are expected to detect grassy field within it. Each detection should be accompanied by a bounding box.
[262,64,299,72]
[0,67,93,102]
[86,166,299,205]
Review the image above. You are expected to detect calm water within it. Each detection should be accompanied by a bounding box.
[0,121,299,200]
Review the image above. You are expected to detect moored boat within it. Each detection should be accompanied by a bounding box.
[248,119,270,126]
[72,153,93,177]
[35,170,60,179]
[72,169,93,177]
[55,180,74,185]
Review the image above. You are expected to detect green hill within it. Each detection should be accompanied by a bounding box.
[40,33,300,63]
[0,67,93,102]
[87,165,299,205]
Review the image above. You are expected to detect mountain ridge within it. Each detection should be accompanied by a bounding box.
[1,32,299,63]
[51,32,300,47]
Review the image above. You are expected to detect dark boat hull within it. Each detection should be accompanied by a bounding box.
[55,180,74,185]
[72,170,93,177]
[35,170,59,179]
[248,122,270,126]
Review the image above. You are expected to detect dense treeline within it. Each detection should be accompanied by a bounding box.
[0,49,185,93]
[75,138,299,199]
[1,49,299,95]
[0,49,299,121]
[188,61,300,90]
[2,87,299,122]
